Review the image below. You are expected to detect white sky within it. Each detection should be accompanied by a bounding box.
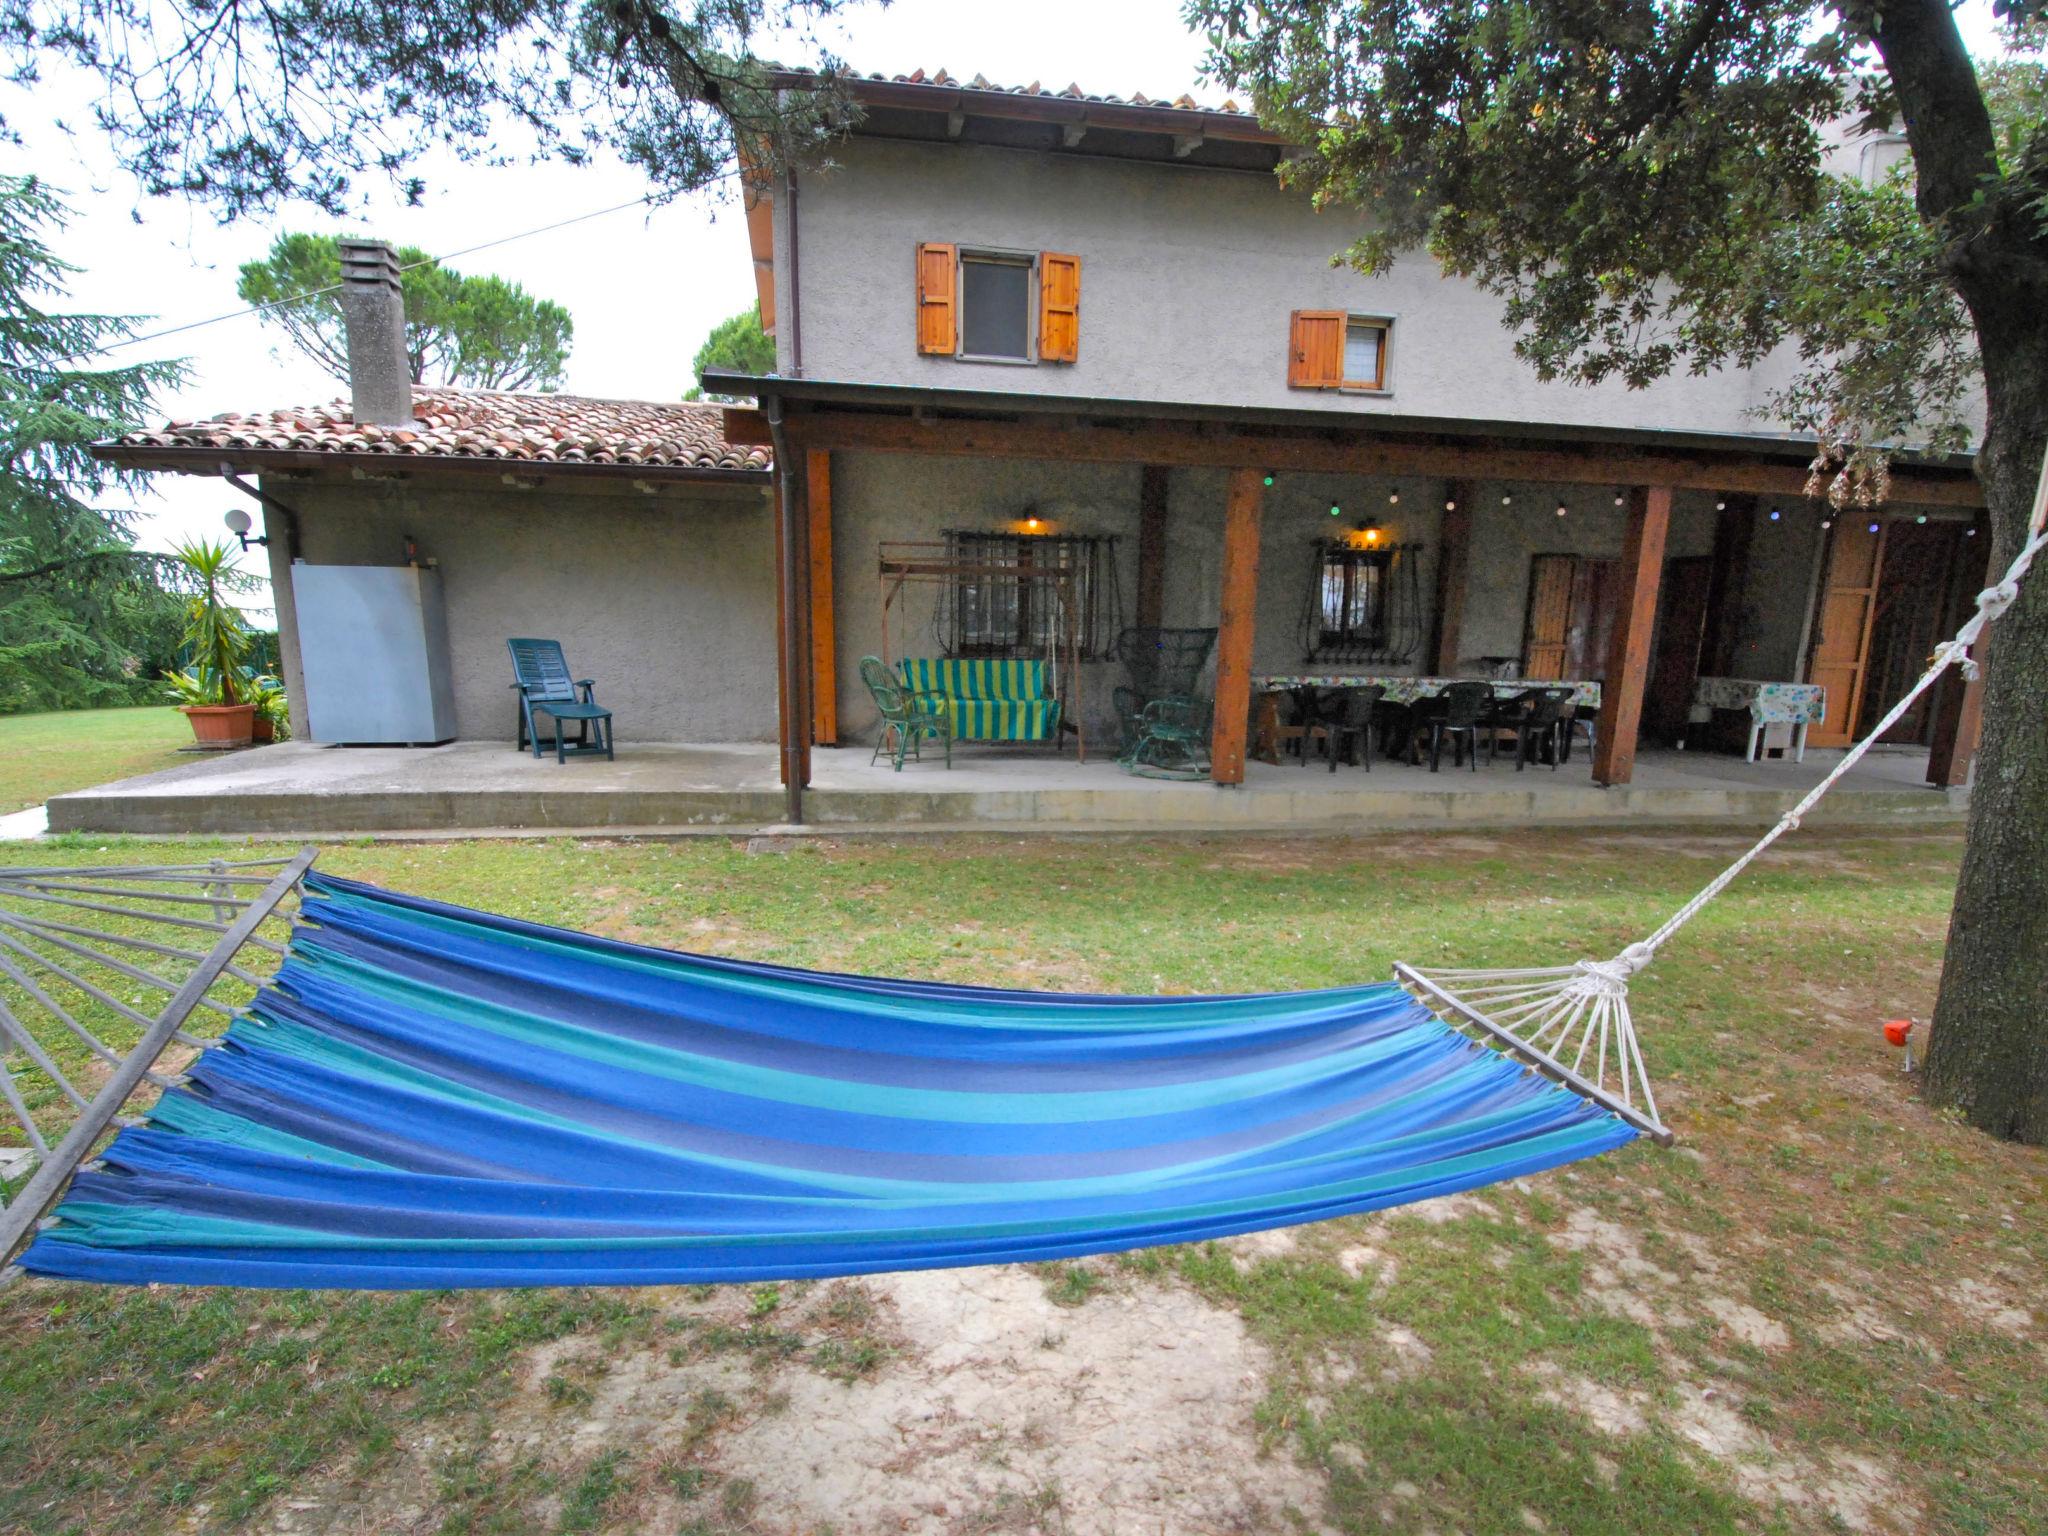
[5,0,2018,622]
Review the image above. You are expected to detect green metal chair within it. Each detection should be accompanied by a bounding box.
[508,638,614,763]
[1120,695,1211,780]
[860,655,951,771]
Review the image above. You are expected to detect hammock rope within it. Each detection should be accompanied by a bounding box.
[1398,501,2048,1145]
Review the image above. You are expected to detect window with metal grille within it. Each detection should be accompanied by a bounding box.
[939,530,1121,661]
[1299,539,1425,665]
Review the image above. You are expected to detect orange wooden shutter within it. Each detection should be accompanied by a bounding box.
[1038,252,1081,363]
[915,242,958,355]
[1287,310,1344,388]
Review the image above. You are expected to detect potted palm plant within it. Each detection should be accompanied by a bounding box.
[165,539,257,749]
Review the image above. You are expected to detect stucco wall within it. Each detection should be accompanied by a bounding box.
[779,138,1813,436]
[261,476,779,744]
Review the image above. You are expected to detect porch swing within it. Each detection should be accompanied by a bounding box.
[0,487,2039,1291]
[875,536,1088,759]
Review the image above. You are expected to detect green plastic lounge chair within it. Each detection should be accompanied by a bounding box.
[861,655,951,771]
[508,638,614,764]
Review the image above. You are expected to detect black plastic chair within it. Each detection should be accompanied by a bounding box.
[1427,680,1496,772]
[1329,685,1386,772]
[1512,687,1579,770]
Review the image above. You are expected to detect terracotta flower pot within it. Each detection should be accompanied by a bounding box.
[182,703,258,749]
[251,713,275,743]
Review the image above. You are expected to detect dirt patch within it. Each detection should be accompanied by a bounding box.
[709,1265,1332,1535]
[241,1266,1332,1536]
[1950,1277,2034,1336]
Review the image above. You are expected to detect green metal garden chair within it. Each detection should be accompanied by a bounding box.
[1119,695,1211,780]
[860,655,951,771]
[508,638,614,764]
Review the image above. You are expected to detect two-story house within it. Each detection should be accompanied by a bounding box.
[84,67,1986,835]
[721,69,1987,806]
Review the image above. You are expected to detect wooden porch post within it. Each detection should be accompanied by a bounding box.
[773,471,790,788]
[1592,485,1672,786]
[806,448,837,746]
[1210,467,1266,785]
[772,453,812,804]
[1135,464,1171,629]
[1429,479,1473,674]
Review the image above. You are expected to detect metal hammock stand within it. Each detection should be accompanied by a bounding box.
[877,540,1087,758]
[0,850,316,1283]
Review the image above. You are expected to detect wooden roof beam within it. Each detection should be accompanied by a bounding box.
[779,409,1984,506]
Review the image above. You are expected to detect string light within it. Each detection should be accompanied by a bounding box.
[1555,501,1569,518]
[1388,488,1400,505]
[1820,518,1833,530]
[1329,504,1342,517]
[1612,490,1624,507]
[1916,514,1928,524]
[1715,500,1727,511]
[1444,498,1458,512]
[1501,493,1514,506]
[1262,474,1275,487]
[1868,521,1881,533]
[1769,508,1781,521]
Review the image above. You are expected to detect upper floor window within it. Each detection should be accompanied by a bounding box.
[961,252,1033,361]
[1288,310,1392,392]
[916,243,1081,365]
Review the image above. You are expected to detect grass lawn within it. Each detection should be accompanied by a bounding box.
[0,828,2041,1535]
[0,707,191,813]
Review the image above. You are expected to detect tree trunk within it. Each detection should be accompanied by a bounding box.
[1874,0,2048,1143]
[1922,331,2048,1143]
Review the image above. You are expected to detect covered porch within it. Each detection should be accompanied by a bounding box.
[45,737,1966,837]
[729,375,1988,825]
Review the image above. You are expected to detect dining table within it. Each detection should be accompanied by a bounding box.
[1249,674,1603,766]
[1686,677,1828,762]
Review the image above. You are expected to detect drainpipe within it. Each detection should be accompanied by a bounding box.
[764,395,806,824]
[782,168,803,376]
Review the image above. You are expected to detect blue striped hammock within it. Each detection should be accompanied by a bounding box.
[19,874,1640,1290]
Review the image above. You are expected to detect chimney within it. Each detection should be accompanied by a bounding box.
[336,237,413,428]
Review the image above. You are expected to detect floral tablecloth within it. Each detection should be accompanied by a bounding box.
[1689,677,1828,726]
[1251,674,1603,711]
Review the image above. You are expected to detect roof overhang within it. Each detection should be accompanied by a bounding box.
[708,372,1984,507]
[92,442,775,494]
[770,69,1295,172]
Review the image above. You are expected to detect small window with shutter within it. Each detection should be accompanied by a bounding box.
[915,245,1084,365]
[1289,310,1392,391]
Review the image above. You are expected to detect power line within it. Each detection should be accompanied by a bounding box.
[96,189,672,355]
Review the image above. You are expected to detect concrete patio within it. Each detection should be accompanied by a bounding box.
[43,736,1968,837]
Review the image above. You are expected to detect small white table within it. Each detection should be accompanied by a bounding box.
[1688,678,1829,762]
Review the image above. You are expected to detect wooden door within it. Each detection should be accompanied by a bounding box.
[1522,554,1620,680]
[1566,558,1620,679]
[1860,520,1964,744]
[1806,520,1887,748]
[1644,556,1713,743]
[1521,556,1575,679]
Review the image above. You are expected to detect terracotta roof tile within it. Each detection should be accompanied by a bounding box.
[113,388,772,474]
[851,68,1250,118]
